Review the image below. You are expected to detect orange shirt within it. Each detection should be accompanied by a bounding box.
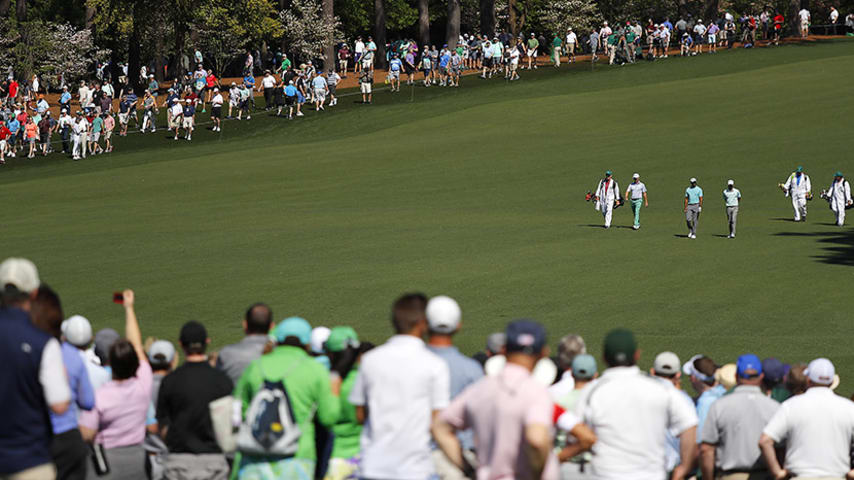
[25,122,38,139]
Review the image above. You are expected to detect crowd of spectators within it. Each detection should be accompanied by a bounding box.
[2,255,854,480]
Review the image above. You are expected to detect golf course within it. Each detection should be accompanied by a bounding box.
[3,39,853,391]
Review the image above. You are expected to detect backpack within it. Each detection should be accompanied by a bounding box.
[236,360,305,456]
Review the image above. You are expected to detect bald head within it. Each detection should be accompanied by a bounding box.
[244,303,273,335]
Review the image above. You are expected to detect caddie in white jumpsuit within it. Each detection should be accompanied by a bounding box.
[780,166,811,221]
[594,170,620,229]
[826,171,853,226]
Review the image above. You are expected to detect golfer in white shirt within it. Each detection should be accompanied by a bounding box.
[594,170,620,229]
[722,180,741,238]
[625,173,648,230]
[760,358,854,480]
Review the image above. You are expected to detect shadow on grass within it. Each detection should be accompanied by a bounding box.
[773,227,854,266]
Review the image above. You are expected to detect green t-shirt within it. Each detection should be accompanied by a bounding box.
[281,58,291,71]
[770,385,792,403]
[330,367,362,459]
[234,345,341,460]
[455,46,464,56]
[527,38,539,49]
[91,116,103,133]
[553,36,562,47]
[607,34,619,46]
[626,32,637,43]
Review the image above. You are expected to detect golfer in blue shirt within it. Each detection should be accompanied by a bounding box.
[684,177,703,238]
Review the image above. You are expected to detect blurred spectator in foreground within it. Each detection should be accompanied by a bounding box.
[557,353,598,480]
[63,315,111,390]
[349,293,450,480]
[79,290,151,480]
[701,354,780,480]
[472,332,505,366]
[650,352,694,475]
[760,358,854,479]
[761,357,790,402]
[576,329,698,480]
[0,258,70,480]
[425,295,483,480]
[156,321,233,479]
[216,303,274,385]
[684,354,725,442]
[33,286,95,480]
[549,334,587,402]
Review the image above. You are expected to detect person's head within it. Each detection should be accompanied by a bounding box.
[504,319,548,370]
[605,170,612,178]
[632,173,640,183]
[786,363,808,394]
[310,327,331,355]
[805,357,836,389]
[30,284,63,339]
[835,171,844,180]
[556,334,586,372]
[795,165,803,176]
[736,353,764,386]
[109,339,139,380]
[62,315,93,349]
[0,257,40,310]
[273,316,312,348]
[690,177,697,186]
[727,179,734,190]
[683,354,718,392]
[485,332,505,357]
[244,302,273,335]
[179,320,209,356]
[571,353,597,384]
[93,328,119,366]
[603,328,638,367]
[426,295,461,337]
[148,339,176,372]
[391,292,428,336]
[651,351,681,385]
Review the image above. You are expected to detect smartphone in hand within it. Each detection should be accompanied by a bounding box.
[112,292,124,304]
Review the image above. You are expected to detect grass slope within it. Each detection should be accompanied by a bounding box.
[3,40,853,391]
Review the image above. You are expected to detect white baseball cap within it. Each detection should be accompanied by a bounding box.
[426,295,461,334]
[690,177,697,183]
[632,173,640,179]
[0,257,40,294]
[727,179,734,185]
[62,315,93,347]
[310,327,331,354]
[653,351,680,376]
[147,339,176,364]
[805,358,835,386]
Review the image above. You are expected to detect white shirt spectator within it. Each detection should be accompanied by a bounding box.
[355,40,365,54]
[548,371,575,402]
[261,74,276,89]
[763,387,854,478]
[694,23,707,36]
[798,9,810,22]
[830,7,839,22]
[349,335,450,480]
[576,366,698,480]
[41,338,72,406]
[566,32,577,44]
[211,92,223,107]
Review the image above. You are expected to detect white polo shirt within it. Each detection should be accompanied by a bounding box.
[763,387,854,478]
[349,334,450,480]
[575,366,698,480]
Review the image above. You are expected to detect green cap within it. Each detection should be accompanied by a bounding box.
[605,170,612,176]
[603,328,637,366]
[796,166,803,173]
[325,326,360,352]
[835,171,844,177]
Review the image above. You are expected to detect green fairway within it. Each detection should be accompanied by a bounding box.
[4,39,854,391]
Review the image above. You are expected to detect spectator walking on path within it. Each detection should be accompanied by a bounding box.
[349,293,450,480]
[701,354,780,480]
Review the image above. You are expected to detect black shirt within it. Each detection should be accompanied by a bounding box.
[156,361,234,454]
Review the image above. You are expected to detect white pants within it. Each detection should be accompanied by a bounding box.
[601,202,614,227]
[72,134,86,158]
[831,201,846,226]
[791,194,807,221]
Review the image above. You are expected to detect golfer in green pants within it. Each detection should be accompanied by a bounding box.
[625,173,649,229]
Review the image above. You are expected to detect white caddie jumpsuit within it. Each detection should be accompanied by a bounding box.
[783,172,811,221]
[72,118,88,159]
[827,178,852,226]
[595,178,620,228]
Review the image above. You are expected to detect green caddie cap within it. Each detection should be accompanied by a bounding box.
[604,328,637,365]
[325,326,360,352]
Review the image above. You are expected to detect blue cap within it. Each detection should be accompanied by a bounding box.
[274,317,312,345]
[737,353,762,378]
[762,357,786,383]
[571,354,597,379]
[505,319,547,354]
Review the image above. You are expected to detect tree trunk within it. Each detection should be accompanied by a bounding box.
[128,2,143,94]
[703,0,719,25]
[508,0,518,38]
[446,0,460,48]
[417,0,430,46]
[788,0,800,36]
[374,0,387,69]
[322,0,335,70]
[480,0,495,38]
[0,0,11,17]
[85,6,96,31]
[15,0,25,22]
[154,32,165,82]
[172,24,186,79]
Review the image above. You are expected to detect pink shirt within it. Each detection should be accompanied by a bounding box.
[79,361,152,449]
[104,115,115,131]
[441,363,559,480]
